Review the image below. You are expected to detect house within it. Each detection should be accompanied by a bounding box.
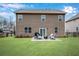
[65,14,79,36]
[15,10,66,37]
[0,16,4,29]
[0,16,15,36]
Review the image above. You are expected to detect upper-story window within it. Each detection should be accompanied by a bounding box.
[58,15,64,21]
[18,15,23,22]
[41,15,46,22]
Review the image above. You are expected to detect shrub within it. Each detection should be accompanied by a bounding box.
[15,35,32,38]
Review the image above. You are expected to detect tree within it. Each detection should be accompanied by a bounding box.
[3,19,7,26]
[0,16,6,29]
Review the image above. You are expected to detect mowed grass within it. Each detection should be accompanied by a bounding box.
[0,37,79,56]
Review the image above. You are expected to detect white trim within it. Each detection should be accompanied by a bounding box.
[58,15,64,21]
[39,28,47,36]
[18,14,23,22]
[41,15,46,22]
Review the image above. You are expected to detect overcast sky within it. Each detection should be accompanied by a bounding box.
[0,3,79,21]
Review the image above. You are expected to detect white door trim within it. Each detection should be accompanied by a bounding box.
[39,28,47,36]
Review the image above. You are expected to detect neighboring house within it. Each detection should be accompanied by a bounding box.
[0,16,4,29]
[0,16,15,35]
[65,14,79,35]
[15,10,65,37]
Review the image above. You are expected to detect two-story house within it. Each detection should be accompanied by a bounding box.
[15,10,65,37]
[65,14,79,36]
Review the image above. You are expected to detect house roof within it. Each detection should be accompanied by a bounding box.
[15,9,66,14]
[66,13,79,23]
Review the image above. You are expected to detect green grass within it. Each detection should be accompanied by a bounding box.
[0,37,79,56]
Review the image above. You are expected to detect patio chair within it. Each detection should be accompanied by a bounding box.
[48,33,55,40]
[34,32,42,39]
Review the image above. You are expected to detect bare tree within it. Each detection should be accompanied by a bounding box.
[3,19,7,26]
[0,16,6,29]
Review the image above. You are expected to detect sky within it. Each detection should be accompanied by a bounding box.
[0,3,79,22]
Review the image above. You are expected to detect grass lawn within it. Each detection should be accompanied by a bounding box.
[0,37,79,56]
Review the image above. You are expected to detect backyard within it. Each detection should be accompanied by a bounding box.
[0,37,79,56]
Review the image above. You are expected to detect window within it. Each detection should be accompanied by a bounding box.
[24,27,32,33]
[25,27,28,33]
[55,27,58,33]
[41,15,46,22]
[58,15,64,21]
[18,15,23,22]
[76,27,78,32]
[29,27,31,33]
